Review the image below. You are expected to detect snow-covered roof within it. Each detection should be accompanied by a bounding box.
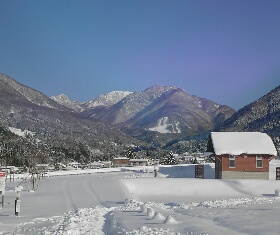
[69,161,81,165]
[90,162,104,166]
[210,132,277,156]
[36,164,49,167]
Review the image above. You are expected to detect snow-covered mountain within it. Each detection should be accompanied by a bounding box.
[1,72,279,155]
[167,84,280,154]
[51,91,133,113]
[83,91,132,109]
[218,85,280,152]
[50,94,84,112]
[0,73,144,161]
[84,86,235,135]
[50,86,235,135]
[0,74,70,111]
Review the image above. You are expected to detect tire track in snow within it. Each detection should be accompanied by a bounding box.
[82,175,108,208]
[59,176,79,211]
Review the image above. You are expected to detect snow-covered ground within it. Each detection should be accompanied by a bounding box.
[1,161,280,234]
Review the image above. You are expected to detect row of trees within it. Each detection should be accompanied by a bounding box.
[0,126,148,168]
[1,124,210,169]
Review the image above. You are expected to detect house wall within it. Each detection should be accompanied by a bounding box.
[221,171,269,180]
[113,159,129,167]
[221,154,269,172]
[215,154,271,179]
[215,157,222,179]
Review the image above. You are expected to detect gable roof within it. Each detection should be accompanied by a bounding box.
[210,132,277,156]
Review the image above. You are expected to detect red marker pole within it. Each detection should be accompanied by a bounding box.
[0,172,6,209]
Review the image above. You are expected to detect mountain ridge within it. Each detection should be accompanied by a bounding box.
[217,84,280,152]
[0,74,71,112]
[82,85,235,136]
[0,73,146,165]
[1,72,279,156]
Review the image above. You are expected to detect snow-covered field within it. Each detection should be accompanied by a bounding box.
[1,161,280,234]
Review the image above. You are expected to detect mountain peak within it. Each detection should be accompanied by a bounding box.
[0,73,70,111]
[51,94,70,101]
[219,85,280,136]
[86,85,235,134]
[144,85,179,92]
[84,91,132,109]
[50,94,83,112]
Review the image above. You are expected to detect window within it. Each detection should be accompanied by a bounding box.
[256,155,263,168]
[229,155,235,168]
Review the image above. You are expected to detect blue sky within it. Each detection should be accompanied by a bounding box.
[0,0,279,110]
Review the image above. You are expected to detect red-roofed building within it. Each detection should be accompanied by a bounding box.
[207,132,277,179]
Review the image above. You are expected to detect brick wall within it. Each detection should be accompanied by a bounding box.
[215,154,273,179]
[221,154,270,172]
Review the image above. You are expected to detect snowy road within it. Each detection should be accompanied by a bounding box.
[0,172,129,233]
[1,164,280,234]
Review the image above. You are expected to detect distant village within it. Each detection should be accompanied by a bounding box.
[1,132,278,182]
[0,151,209,175]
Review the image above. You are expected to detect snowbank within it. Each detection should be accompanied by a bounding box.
[121,178,280,203]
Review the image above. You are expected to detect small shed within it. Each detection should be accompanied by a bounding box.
[113,157,129,167]
[207,132,277,179]
[68,161,81,169]
[102,161,112,168]
[129,159,149,166]
[89,162,104,169]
